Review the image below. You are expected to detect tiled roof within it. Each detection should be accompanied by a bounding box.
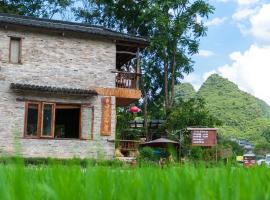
[0,13,149,46]
[10,83,97,96]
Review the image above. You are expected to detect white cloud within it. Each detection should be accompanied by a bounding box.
[198,50,214,57]
[216,44,270,104]
[218,0,230,2]
[231,3,270,44]
[232,8,256,21]
[237,0,260,6]
[250,4,270,44]
[205,17,227,26]
[210,0,231,3]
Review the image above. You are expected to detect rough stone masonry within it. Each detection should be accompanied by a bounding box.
[0,27,117,159]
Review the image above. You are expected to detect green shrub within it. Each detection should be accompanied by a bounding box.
[139,147,157,161]
[0,157,124,168]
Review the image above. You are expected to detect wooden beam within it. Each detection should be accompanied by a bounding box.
[116,51,137,56]
[136,48,141,89]
[116,42,142,48]
[95,87,141,99]
[56,104,81,109]
[111,70,142,76]
[116,98,138,107]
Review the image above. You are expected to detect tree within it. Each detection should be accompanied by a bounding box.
[165,97,222,158]
[74,0,214,115]
[262,129,270,143]
[254,142,270,155]
[0,0,73,18]
[166,97,222,131]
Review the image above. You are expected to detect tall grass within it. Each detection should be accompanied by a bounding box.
[0,160,269,200]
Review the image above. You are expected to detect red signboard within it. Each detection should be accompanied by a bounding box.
[243,154,256,168]
[189,128,217,147]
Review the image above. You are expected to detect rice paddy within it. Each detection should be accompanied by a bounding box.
[0,160,269,200]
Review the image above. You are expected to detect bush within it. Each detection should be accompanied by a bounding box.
[254,143,270,155]
[139,147,174,163]
[0,157,124,168]
[139,147,156,161]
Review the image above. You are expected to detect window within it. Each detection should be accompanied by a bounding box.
[25,103,40,137]
[9,37,21,64]
[41,103,55,137]
[24,102,93,140]
[55,105,80,139]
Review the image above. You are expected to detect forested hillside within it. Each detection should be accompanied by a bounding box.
[174,83,196,102]
[176,74,270,144]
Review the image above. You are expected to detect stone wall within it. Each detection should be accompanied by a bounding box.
[0,28,116,159]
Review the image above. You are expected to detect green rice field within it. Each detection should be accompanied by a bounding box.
[0,161,269,200]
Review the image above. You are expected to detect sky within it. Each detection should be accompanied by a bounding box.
[184,0,270,105]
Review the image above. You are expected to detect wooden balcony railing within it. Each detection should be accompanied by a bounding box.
[113,71,141,90]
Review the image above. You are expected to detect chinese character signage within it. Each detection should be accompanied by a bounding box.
[101,97,112,136]
[189,128,217,147]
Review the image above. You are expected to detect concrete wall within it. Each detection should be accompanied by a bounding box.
[0,28,116,159]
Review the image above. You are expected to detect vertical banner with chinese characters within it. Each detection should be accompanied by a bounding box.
[101,97,112,136]
[188,128,217,146]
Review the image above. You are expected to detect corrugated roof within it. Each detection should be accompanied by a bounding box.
[0,13,149,46]
[10,83,97,96]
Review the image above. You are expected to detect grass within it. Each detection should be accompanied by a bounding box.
[0,160,269,200]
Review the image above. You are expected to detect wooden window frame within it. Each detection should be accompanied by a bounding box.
[24,102,42,138]
[40,103,56,138]
[80,105,94,140]
[54,104,81,140]
[9,37,22,64]
[24,101,94,140]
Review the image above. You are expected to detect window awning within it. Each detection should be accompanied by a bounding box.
[10,83,98,96]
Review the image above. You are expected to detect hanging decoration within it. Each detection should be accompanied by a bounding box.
[130,105,141,113]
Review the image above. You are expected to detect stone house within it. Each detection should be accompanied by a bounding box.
[0,13,148,159]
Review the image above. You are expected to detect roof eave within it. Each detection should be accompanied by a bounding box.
[0,13,150,47]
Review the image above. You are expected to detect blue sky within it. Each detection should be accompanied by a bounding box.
[185,0,270,105]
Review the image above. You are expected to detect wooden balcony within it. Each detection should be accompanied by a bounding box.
[95,71,142,106]
[113,71,141,90]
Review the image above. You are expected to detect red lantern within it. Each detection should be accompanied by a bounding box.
[130,106,141,113]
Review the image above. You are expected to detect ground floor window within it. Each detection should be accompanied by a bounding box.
[25,103,40,136]
[24,102,94,139]
[55,107,80,139]
[42,103,55,137]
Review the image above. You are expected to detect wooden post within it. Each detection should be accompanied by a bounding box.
[144,93,148,140]
[136,48,140,90]
[179,131,181,161]
[215,146,218,162]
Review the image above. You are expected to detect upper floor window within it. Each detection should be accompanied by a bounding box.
[9,37,22,64]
